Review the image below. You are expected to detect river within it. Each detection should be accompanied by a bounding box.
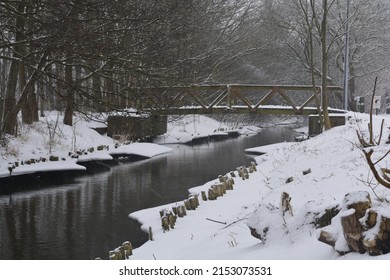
[0,125,296,260]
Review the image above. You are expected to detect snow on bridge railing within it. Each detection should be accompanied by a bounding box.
[126,84,344,116]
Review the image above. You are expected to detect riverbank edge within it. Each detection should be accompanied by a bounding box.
[115,126,303,259]
[0,143,173,190]
[0,129,255,191]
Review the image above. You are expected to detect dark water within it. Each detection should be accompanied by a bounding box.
[0,126,295,260]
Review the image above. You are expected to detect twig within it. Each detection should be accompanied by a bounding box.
[374,149,390,165]
[206,218,227,225]
[356,175,384,202]
[376,119,385,145]
[369,77,378,145]
[363,148,390,189]
[221,217,248,229]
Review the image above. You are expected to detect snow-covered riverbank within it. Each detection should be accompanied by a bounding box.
[0,113,260,179]
[0,112,172,179]
[129,112,390,260]
[154,115,262,144]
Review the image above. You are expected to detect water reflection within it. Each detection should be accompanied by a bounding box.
[0,126,295,259]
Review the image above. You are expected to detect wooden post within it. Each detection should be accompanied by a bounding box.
[251,161,257,172]
[122,241,133,258]
[114,247,124,260]
[161,216,170,231]
[212,184,223,197]
[184,200,191,211]
[177,205,186,217]
[159,209,165,218]
[189,197,197,210]
[193,194,199,207]
[201,191,207,201]
[180,205,187,216]
[244,168,249,179]
[109,250,116,260]
[168,212,177,229]
[227,178,234,190]
[208,188,216,200]
[148,227,154,241]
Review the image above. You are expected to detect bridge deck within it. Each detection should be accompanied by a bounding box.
[156,105,346,115]
[130,84,345,116]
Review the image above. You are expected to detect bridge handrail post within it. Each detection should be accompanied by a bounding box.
[227,84,232,108]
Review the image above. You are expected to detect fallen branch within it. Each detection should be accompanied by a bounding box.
[221,217,248,229]
[206,218,227,225]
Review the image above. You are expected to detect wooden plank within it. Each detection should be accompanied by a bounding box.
[188,89,208,109]
[278,89,299,112]
[156,105,343,116]
[254,88,277,108]
[131,84,342,91]
[298,93,317,111]
[233,88,254,109]
[227,85,233,108]
[208,89,229,108]
[216,84,341,91]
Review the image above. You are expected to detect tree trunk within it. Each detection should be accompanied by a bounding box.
[307,2,323,131]
[3,2,26,134]
[20,64,39,124]
[20,63,30,124]
[63,59,74,126]
[2,59,19,135]
[321,0,331,130]
[348,66,356,111]
[105,63,115,110]
[92,62,102,112]
[28,83,39,122]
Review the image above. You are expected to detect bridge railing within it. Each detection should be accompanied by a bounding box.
[126,84,344,115]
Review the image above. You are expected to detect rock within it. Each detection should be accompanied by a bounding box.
[285,177,294,184]
[247,203,279,243]
[248,226,268,241]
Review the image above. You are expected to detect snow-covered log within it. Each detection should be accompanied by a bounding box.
[317,191,390,256]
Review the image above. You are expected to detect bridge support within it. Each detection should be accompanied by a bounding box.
[107,115,167,141]
[309,114,346,136]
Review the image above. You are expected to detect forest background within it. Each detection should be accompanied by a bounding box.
[1,0,390,138]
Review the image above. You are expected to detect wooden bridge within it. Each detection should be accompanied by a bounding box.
[128,84,345,116]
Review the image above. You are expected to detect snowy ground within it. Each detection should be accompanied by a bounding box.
[129,112,390,260]
[154,115,262,144]
[0,112,172,178]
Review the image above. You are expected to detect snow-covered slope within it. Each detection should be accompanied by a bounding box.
[129,113,390,260]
